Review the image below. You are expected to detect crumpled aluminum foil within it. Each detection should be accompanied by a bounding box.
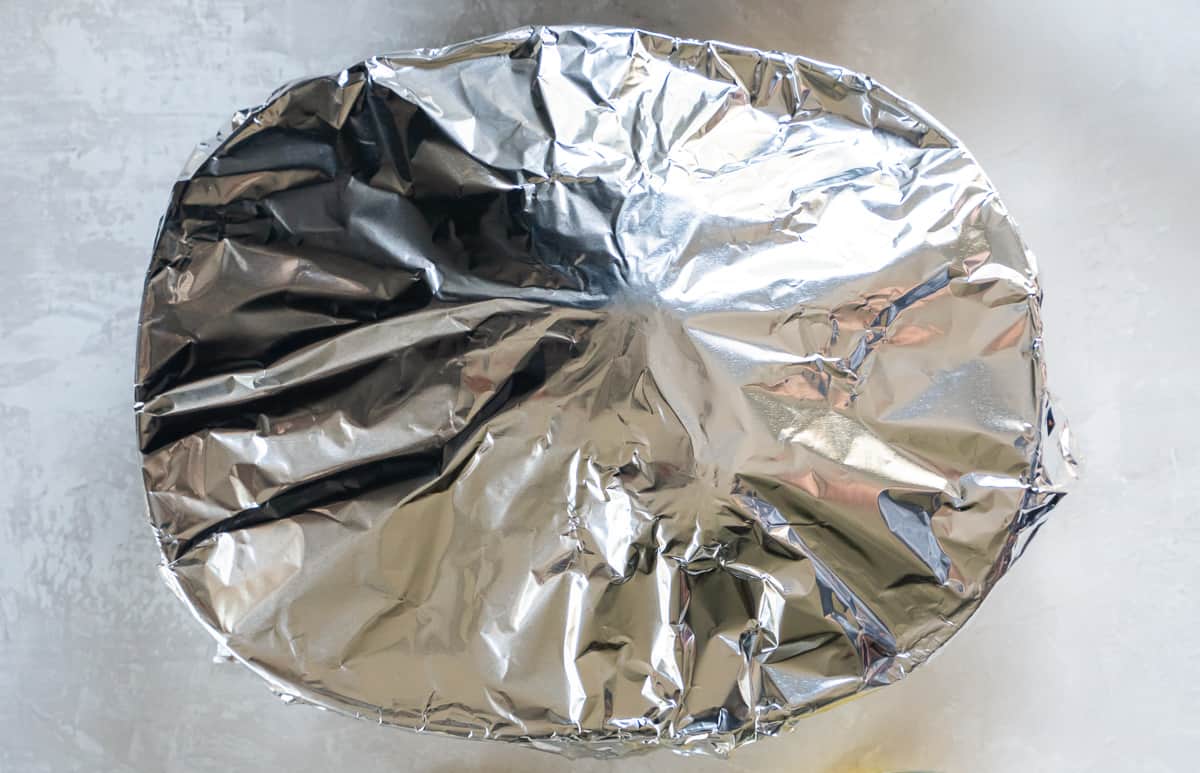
[135,25,1075,757]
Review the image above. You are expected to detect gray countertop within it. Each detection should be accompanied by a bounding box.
[2,2,1195,771]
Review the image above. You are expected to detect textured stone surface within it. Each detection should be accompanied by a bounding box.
[0,2,1195,771]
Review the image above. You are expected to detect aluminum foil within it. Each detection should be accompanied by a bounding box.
[135,25,1075,757]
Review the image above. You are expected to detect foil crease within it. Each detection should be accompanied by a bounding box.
[135,25,1074,757]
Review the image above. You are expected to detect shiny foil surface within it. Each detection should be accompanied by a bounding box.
[135,25,1074,757]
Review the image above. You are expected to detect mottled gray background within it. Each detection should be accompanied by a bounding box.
[1,1,1196,771]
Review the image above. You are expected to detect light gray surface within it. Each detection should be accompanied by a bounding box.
[0,2,1194,771]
